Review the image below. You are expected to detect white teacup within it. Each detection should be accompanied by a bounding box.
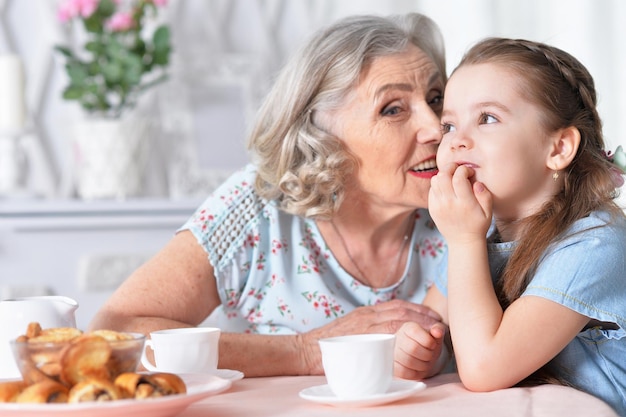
[140,327,220,374]
[319,333,395,399]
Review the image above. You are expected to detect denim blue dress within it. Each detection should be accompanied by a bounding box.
[435,210,626,415]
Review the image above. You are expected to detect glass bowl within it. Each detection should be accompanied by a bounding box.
[10,331,145,385]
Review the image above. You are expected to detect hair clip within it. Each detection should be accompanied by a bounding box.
[604,145,626,188]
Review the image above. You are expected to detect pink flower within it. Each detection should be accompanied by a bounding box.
[58,0,99,22]
[106,11,135,31]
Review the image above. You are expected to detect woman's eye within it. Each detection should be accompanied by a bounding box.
[441,123,455,134]
[480,113,498,124]
[429,94,443,107]
[381,105,401,116]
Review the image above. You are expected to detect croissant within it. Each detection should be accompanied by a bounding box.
[115,372,186,399]
[11,340,57,385]
[0,380,27,402]
[60,334,112,386]
[15,380,69,403]
[68,378,122,403]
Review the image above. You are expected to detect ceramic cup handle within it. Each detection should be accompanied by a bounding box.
[140,339,159,372]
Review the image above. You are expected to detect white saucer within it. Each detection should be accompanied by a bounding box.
[177,369,244,382]
[212,369,244,381]
[299,379,426,407]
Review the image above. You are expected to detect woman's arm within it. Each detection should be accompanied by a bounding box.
[90,231,444,377]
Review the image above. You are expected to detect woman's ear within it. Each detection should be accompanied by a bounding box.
[547,126,581,170]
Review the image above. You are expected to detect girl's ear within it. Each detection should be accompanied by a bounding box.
[547,126,581,170]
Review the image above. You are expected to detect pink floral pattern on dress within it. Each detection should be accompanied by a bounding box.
[220,182,248,207]
[418,237,446,258]
[255,252,267,270]
[244,232,261,248]
[301,291,344,318]
[193,208,215,232]
[271,238,288,254]
[276,297,293,319]
[266,273,285,288]
[297,223,329,274]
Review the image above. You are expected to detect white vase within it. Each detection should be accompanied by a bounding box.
[0,134,28,195]
[72,114,150,200]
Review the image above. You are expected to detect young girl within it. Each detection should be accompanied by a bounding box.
[393,37,626,414]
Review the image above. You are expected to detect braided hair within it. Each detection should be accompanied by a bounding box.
[453,37,624,386]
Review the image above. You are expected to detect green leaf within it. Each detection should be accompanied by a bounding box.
[98,0,116,16]
[86,61,100,76]
[66,62,89,84]
[152,47,170,66]
[62,85,84,100]
[131,39,147,57]
[153,26,170,50]
[102,61,123,83]
[54,45,74,58]
[123,62,142,86]
[85,41,105,54]
[106,38,127,60]
[83,15,104,33]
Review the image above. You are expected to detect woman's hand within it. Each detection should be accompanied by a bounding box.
[298,300,443,374]
[393,321,448,380]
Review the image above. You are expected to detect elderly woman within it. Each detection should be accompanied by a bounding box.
[90,13,449,378]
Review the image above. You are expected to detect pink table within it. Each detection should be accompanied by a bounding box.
[180,373,618,417]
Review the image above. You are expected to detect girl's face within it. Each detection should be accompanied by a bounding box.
[438,63,558,220]
[333,44,444,211]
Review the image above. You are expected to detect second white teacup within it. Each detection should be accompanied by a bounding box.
[319,333,395,399]
[140,327,220,374]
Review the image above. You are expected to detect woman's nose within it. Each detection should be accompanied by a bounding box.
[416,107,443,144]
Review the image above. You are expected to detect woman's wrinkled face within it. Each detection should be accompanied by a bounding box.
[333,44,444,210]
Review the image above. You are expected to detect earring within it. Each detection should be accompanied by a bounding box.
[552,171,559,181]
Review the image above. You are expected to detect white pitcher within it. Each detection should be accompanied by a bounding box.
[0,295,78,379]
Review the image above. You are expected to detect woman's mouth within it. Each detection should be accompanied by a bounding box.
[409,158,438,178]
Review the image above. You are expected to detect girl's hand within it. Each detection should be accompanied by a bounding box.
[429,163,492,244]
[393,321,447,380]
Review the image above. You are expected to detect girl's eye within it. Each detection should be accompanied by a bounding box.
[480,113,498,124]
[441,122,455,134]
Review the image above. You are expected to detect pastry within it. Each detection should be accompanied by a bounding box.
[27,327,83,344]
[15,380,69,403]
[0,380,27,402]
[60,333,112,386]
[68,378,122,403]
[115,372,186,399]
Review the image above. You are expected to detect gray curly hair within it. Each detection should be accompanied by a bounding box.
[247,13,446,219]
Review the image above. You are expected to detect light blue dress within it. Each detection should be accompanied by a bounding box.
[179,164,446,334]
[435,210,626,415]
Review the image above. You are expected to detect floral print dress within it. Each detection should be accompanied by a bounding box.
[179,164,446,334]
